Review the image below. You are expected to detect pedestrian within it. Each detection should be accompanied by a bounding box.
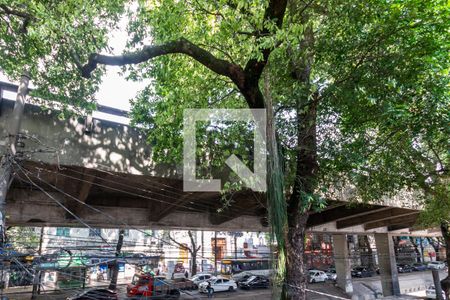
[207,281,213,298]
[185,270,189,278]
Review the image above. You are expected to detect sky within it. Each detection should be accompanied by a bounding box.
[95,17,148,112]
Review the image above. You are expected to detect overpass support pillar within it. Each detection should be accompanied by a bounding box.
[332,234,353,294]
[374,233,400,296]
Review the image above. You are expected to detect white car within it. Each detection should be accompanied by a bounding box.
[426,286,445,299]
[428,261,446,270]
[199,277,238,293]
[190,273,215,287]
[308,270,328,283]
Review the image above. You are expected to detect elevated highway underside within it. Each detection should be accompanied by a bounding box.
[6,160,438,236]
[0,86,438,235]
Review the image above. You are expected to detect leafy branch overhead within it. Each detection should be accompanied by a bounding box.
[79,0,289,110]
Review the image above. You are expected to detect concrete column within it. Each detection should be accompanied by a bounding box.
[333,234,353,294]
[374,233,400,296]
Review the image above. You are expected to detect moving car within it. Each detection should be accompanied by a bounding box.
[428,261,446,270]
[190,273,215,288]
[426,286,445,299]
[308,270,328,283]
[238,275,270,289]
[351,267,375,278]
[412,262,427,271]
[397,264,413,273]
[199,277,238,293]
[325,267,337,281]
[67,288,118,300]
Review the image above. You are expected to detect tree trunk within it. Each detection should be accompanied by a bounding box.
[440,223,450,299]
[282,29,318,298]
[363,235,375,269]
[191,250,197,276]
[282,212,309,300]
[109,229,124,290]
[187,230,199,276]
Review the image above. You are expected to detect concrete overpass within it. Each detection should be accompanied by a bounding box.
[1,81,443,298]
[0,81,434,235]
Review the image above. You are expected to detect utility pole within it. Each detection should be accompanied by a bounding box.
[234,234,238,259]
[201,231,204,273]
[0,72,30,247]
[0,73,29,298]
[32,227,44,299]
[214,231,217,275]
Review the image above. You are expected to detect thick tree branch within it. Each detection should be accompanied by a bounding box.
[0,4,31,19]
[80,0,289,109]
[81,38,245,83]
[168,232,190,251]
[241,0,288,108]
[0,4,34,33]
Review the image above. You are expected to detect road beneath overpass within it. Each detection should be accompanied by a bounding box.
[353,269,447,297]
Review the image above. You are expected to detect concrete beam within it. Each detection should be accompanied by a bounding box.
[66,169,95,217]
[336,208,418,229]
[5,190,265,231]
[365,213,419,230]
[153,194,190,222]
[307,205,387,228]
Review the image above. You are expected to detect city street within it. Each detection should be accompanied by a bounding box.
[353,269,448,297]
[3,269,447,299]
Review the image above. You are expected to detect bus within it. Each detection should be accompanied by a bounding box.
[220,258,272,277]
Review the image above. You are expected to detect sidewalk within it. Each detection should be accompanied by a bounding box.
[1,278,130,299]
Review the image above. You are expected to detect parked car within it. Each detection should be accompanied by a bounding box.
[232,271,256,283]
[325,267,337,281]
[67,288,118,300]
[308,270,328,283]
[351,267,375,278]
[190,273,215,288]
[426,286,445,299]
[397,264,413,273]
[412,262,427,271]
[238,275,270,289]
[199,277,238,293]
[428,261,446,270]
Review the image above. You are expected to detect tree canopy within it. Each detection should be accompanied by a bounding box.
[1,0,449,298]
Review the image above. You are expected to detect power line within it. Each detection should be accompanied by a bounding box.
[13,164,247,261]
[13,162,112,248]
[25,164,244,220]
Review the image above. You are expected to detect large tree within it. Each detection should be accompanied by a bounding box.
[0,1,448,299]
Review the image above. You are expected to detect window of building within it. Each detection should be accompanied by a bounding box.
[89,228,101,237]
[56,227,70,237]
